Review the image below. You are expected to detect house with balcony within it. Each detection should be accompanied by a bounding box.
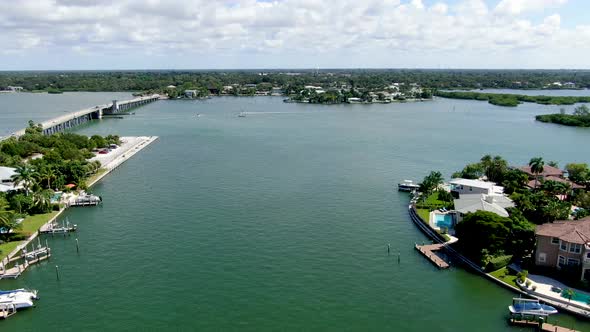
[534,217,590,281]
[449,178,504,197]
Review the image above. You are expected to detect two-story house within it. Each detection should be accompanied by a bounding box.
[535,217,590,281]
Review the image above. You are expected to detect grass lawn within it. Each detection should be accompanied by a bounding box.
[424,193,447,206]
[0,241,23,261]
[416,208,430,224]
[20,211,60,235]
[489,267,520,289]
[87,168,107,187]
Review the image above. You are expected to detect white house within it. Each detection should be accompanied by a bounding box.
[0,166,19,193]
[449,178,504,196]
[453,193,515,221]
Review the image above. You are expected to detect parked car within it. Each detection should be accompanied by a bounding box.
[98,149,109,154]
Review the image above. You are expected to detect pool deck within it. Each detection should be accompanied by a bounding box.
[414,243,450,269]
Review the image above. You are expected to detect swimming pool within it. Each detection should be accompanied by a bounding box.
[434,213,453,229]
[562,290,590,304]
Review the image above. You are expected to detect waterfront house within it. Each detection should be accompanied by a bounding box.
[449,178,504,197]
[535,217,590,281]
[517,165,583,191]
[453,193,515,222]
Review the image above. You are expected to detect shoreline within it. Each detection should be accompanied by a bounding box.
[0,136,158,275]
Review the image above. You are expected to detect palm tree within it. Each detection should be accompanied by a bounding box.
[36,165,55,190]
[529,157,545,189]
[10,165,36,196]
[32,190,52,213]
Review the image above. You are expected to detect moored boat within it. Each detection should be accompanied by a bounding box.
[508,298,558,316]
[0,290,39,310]
[398,180,420,192]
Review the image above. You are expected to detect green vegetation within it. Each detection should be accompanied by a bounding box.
[2,69,590,95]
[436,90,590,107]
[536,105,590,127]
[455,211,534,267]
[0,121,120,259]
[416,209,430,224]
[489,267,521,289]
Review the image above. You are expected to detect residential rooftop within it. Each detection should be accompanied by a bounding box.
[536,217,590,244]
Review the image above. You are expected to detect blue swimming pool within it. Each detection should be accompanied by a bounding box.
[562,290,590,304]
[435,213,453,229]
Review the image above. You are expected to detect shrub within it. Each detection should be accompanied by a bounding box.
[485,254,513,272]
[525,280,532,288]
[516,270,529,283]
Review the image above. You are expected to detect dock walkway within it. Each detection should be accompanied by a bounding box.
[509,319,579,331]
[0,246,51,279]
[414,243,449,269]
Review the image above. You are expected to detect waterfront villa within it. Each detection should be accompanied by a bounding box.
[449,178,504,197]
[535,217,590,281]
[453,193,515,221]
[518,165,583,191]
[184,90,197,98]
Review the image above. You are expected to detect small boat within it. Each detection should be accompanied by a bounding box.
[0,290,39,309]
[509,298,558,316]
[238,112,246,118]
[398,180,420,192]
[0,289,38,299]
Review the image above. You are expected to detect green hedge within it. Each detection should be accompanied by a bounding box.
[485,254,513,272]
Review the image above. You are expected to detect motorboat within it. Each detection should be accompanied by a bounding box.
[238,112,246,117]
[398,180,420,192]
[509,298,558,316]
[0,289,38,299]
[0,290,39,309]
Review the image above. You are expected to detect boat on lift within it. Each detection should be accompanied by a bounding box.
[0,290,39,309]
[509,298,558,316]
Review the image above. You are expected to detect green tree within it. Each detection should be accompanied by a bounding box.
[565,163,589,184]
[36,164,55,190]
[10,164,36,195]
[419,171,444,198]
[529,157,545,189]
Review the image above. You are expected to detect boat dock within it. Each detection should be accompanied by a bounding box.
[509,318,579,332]
[0,304,17,320]
[0,246,51,279]
[39,220,77,234]
[414,243,449,269]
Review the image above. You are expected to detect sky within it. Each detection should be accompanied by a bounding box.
[0,0,589,70]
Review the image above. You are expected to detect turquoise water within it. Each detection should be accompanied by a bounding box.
[0,93,589,331]
[563,290,590,304]
[435,213,453,229]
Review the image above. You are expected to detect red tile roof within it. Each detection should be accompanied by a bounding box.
[536,217,590,244]
[526,176,585,189]
[519,165,564,177]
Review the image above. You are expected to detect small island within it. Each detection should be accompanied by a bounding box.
[536,105,590,127]
[435,90,590,107]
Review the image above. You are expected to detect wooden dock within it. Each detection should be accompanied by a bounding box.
[414,243,449,269]
[0,304,17,320]
[509,319,579,332]
[0,246,51,279]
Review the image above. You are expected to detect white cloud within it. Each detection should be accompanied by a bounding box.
[495,0,568,15]
[0,0,587,68]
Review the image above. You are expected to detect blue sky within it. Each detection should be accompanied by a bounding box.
[0,0,589,70]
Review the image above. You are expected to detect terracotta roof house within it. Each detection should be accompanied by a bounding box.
[534,217,590,281]
[526,175,585,190]
[519,165,564,178]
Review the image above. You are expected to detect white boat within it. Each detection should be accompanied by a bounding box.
[0,289,38,299]
[509,298,558,316]
[0,290,38,310]
[398,180,420,192]
[238,112,246,117]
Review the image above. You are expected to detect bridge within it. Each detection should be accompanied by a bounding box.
[8,94,160,137]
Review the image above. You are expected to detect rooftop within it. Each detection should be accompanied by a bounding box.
[536,217,590,244]
[0,166,17,181]
[453,193,513,217]
[518,165,564,177]
[526,175,585,190]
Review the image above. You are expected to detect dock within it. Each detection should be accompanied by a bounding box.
[39,220,77,234]
[0,246,51,279]
[0,304,17,320]
[509,318,579,332]
[414,243,449,269]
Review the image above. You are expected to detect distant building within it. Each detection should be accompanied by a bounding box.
[166,85,176,89]
[184,90,197,98]
[535,217,590,281]
[7,86,23,92]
